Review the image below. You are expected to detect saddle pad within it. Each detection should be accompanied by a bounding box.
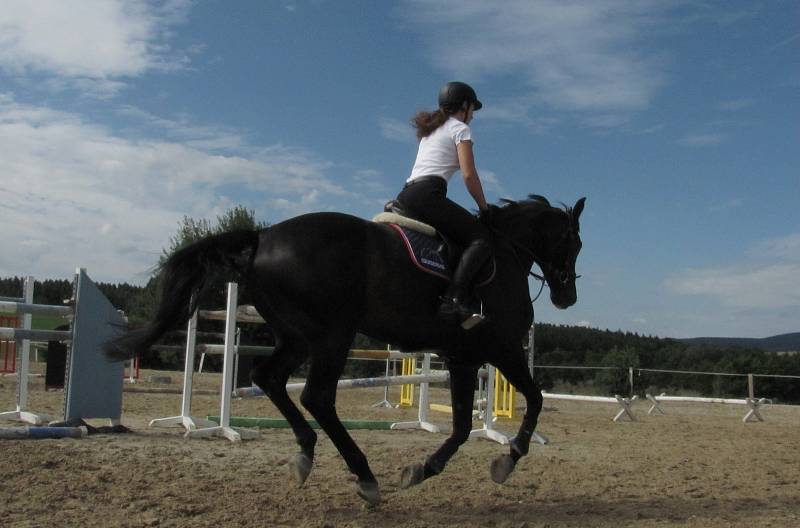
[372,212,437,237]
[387,224,450,280]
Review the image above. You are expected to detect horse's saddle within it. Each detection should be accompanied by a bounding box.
[373,201,494,285]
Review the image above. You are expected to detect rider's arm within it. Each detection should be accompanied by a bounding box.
[457,140,488,212]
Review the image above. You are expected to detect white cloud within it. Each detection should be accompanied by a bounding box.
[477,169,505,196]
[666,260,800,310]
[401,0,667,113]
[664,232,800,336]
[667,264,800,309]
[115,105,249,151]
[718,99,754,111]
[679,133,725,147]
[639,124,665,134]
[352,169,390,196]
[379,117,416,144]
[0,0,190,93]
[581,114,630,129]
[750,233,800,261]
[0,96,345,283]
[769,31,800,51]
[707,198,743,213]
[479,94,560,133]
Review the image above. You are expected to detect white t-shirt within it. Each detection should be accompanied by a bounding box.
[408,117,472,183]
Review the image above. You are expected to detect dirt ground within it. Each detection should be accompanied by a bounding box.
[1,365,799,528]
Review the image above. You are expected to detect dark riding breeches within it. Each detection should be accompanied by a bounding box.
[396,177,492,298]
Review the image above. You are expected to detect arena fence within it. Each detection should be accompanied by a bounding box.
[528,364,800,422]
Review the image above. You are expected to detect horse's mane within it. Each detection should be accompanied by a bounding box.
[493,194,579,232]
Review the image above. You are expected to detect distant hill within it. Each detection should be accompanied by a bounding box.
[679,332,800,352]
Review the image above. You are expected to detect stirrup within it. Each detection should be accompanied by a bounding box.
[460,301,485,330]
[439,297,485,330]
[460,313,485,330]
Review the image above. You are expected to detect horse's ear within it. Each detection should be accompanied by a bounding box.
[573,197,586,220]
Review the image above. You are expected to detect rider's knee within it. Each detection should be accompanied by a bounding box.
[467,236,492,256]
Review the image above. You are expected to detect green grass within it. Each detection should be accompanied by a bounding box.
[31,314,71,331]
[1,314,67,330]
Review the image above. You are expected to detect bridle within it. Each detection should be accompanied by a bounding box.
[489,224,581,304]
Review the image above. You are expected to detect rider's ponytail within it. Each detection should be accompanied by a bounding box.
[411,109,451,140]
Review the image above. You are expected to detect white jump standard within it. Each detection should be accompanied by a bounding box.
[0,276,46,425]
[185,283,260,442]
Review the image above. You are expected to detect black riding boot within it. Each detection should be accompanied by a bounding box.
[438,238,492,326]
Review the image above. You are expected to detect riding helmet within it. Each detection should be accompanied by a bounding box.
[438,81,483,112]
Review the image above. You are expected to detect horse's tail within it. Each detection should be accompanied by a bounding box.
[104,229,260,361]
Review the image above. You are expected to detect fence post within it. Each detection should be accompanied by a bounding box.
[629,367,634,398]
[747,373,754,399]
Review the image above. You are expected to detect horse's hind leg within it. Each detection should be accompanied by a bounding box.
[300,343,381,506]
[488,350,544,484]
[250,337,317,486]
[400,363,478,488]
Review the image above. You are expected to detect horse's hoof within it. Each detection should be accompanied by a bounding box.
[490,454,516,484]
[357,480,381,507]
[399,463,425,489]
[289,453,313,486]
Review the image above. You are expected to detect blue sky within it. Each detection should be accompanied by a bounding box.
[1,1,798,339]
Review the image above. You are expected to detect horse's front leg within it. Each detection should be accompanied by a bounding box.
[488,351,544,484]
[400,363,478,488]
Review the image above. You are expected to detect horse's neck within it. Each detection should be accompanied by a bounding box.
[492,244,534,292]
[493,228,536,271]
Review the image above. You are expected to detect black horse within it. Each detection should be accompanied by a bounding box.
[106,195,585,506]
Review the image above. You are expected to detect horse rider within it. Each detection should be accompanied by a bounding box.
[396,81,492,327]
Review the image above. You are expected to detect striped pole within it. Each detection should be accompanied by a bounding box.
[234,372,450,398]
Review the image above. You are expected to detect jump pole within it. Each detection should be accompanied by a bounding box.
[645,393,768,423]
[0,425,88,439]
[234,372,450,398]
[205,416,395,430]
[542,392,638,422]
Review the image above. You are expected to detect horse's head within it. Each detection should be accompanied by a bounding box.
[494,195,585,309]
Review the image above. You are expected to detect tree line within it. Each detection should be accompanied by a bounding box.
[533,324,800,403]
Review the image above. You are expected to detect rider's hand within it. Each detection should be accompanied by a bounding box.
[478,205,497,226]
